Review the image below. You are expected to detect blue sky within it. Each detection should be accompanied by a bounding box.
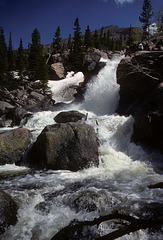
[0,0,162,49]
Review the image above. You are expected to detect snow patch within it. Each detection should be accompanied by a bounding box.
[48,72,84,103]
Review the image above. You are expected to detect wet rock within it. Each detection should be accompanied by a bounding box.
[0,190,18,234]
[54,111,86,123]
[0,127,32,165]
[29,122,99,171]
[5,107,32,126]
[133,111,163,153]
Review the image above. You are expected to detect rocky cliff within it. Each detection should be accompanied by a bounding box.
[117,47,163,153]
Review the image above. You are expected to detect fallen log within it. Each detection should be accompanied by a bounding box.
[51,211,163,240]
[148,182,163,189]
[97,215,163,240]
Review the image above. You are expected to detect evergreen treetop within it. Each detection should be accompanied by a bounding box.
[139,0,153,40]
[7,31,15,73]
[53,26,62,53]
[28,28,47,80]
[16,38,26,78]
[84,25,93,49]
[0,27,8,82]
[71,17,83,70]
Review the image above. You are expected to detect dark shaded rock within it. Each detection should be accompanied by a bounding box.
[155,82,163,112]
[6,107,33,126]
[30,91,45,102]
[117,51,163,116]
[54,111,86,123]
[0,127,32,165]
[133,111,163,153]
[0,101,15,115]
[29,122,99,171]
[0,190,18,234]
[117,51,163,153]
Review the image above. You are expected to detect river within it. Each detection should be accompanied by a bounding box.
[0,56,163,240]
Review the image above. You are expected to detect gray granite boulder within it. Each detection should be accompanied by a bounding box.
[29,122,99,171]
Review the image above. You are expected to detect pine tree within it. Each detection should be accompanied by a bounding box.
[28,28,43,79]
[7,32,15,81]
[99,27,104,49]
[139,0,153,40]
[71,17,83,70]
[154,8,163,35]
[53,26,62,53]
[39,56,50,96]
[127,24,134,46]
[16,38,25,79]
[67,34,72,50]
[7,32,15,74]
[0,27,8,83]
[93,30,99,48]
[106,30,111,50]
[110,38,116,52]
[102,32,107,49]
[84,25,93,50]
[28,28,48,80]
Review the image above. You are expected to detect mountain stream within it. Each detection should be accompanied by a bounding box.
[0,56,163,240]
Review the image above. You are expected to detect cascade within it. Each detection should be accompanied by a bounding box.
[0,56,163,240]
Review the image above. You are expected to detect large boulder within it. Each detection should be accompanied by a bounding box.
[0,190,18,234]
[29,122,99,171]
[117,51,163,153]
[54,111,86,123]
[133,111,163,153]
[117,51,163,115]
[82,49,107,80]
[0,127,32,165]
[0,101,15,115]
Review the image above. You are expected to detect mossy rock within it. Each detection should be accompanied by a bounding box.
[30,122,99,171]
[0,127,32,165]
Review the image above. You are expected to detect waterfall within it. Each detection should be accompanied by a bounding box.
[81,56,124,115]
[0,55,163,240]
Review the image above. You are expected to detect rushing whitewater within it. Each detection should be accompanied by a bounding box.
[0,56,163,240]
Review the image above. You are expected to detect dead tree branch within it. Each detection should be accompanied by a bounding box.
[51,211,163,240]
